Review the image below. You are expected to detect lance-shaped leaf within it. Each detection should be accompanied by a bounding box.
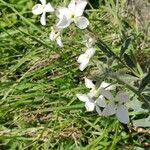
[120,38,131,57]
[138,67,150,92]
[124,53,136,69]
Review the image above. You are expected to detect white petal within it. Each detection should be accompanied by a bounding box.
[79,60,89,71]
[56,36,63,47]
[100,88,114,101]
[85,48,95,58]
[49,30,55,41]
[40,0,46,5]
[84,78,95,89]
[100,82,110,88]
[45,3,54,12]
[96,95,106,108]
[87,89,99,98]
[106,85,115,90]
[68,0,76,12]
[77,53,86,63]
[75,0,87,17]
[116,92,129,104]
[56,7,70,19]
[102,104,116,116]
[100,82,115,90]
[77,54,89,71]
[85,100,95,111]
[56,16,71,28]
[76,94,89,102]
[40,12,46,25]
[116,105,129,124]
[32,4,43,15]
[95,105,102,116]
[75,16,89,29]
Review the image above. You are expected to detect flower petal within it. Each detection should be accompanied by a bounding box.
[45,3,54,12]
[84,78,95,89]
[75,0,87,17]
[40,12,46,25]
[79,59,89,71]
[56,36,63,47]
[77,54,89,71]
[40,0,46,5]
[96,95,106,108]
[85,100,95,111]
[49,29,55,41]
[75,16,89,29]
[85,48,95,58]
[32,4,43,15]
[100,88,114,101]
[100,82,115,90]
[56,7,70,19]
[77,53,86,63]
[87,88,99,98]
[116,92,129,104]
[102,104,116,116]
[95,105,102,116]
[56,16,71,28]
[76,94,89,102]
[116,105,129,124]
[49,27,61,42]
[68,0,76,12]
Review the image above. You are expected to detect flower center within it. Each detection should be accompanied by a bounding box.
[69,13,76,21]
[42,5,46,11]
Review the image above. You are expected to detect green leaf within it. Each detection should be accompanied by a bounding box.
[124,53,136,69]
[138,67,150,92]
[96,40,114,57]
[126,99,148,113]
[120,38,131,57]
[133,117,150,127]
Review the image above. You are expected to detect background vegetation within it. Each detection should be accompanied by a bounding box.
[0,0,150,149]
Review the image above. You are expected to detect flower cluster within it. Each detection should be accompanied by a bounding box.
[32,0,89,46]
[32,0,131,124]
[32,0,95,74]
[76,78,130,124]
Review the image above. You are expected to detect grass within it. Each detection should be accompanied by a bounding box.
[0,0,150,149]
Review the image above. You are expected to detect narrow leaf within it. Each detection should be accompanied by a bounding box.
[124,53,136,69]
[139,67,150,92]
[120,38,131,57]
[96,40,114,57]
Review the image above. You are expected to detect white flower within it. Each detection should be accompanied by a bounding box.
[49,27,63,47]
[76,78,115,113]
[76,93,103,116]
[85,78,115,115]
[76,94,95,111]
[77,48,95,71]
[100,88,130,124]
[56,0,89,29]
[77,35,96,71]
[85,78,115,98]
[84,77,99,98]
[32,0,54,25]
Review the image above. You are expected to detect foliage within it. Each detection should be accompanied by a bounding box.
[0,0,150,149]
